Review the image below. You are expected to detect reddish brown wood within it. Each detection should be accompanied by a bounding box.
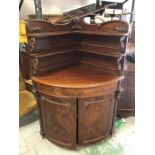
[42,94,77,149]
[32,63,122,89]
[25,18,129,149]
[78,95,116,145]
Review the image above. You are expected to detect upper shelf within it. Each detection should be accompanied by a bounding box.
[75,31,128,37]
[27,31,74,38]
[27,30,128,38]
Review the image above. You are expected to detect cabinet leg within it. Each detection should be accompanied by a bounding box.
[40,130,45,138]
[110,129,114,135]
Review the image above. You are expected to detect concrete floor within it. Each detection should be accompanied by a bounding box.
[19,117,135,155]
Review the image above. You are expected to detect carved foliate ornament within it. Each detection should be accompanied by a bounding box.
[29,38,36,51]
[32,58,39,75]
[72,17,82,30]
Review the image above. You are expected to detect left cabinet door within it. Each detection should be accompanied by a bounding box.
[40,94,77,149]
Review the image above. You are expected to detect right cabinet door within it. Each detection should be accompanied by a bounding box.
[78,95,116,145]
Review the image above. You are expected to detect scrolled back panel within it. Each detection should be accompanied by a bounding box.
[26,19,129,35]
[78,18,129,35]
[26,19,74,33]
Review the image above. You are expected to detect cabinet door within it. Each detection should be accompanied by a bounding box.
[42,95,77,149]
[78,95,116,145]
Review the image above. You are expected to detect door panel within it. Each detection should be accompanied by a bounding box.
[78,95,115,145]
[42,95,77,149]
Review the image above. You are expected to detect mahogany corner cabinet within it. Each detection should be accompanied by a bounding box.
[26,18,129,149]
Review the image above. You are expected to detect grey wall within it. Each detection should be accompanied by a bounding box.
[19,0,133,20]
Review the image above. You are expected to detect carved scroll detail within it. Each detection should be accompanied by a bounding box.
[28,25,42,32]
[32,87,38,100]
[29,38,36,51]
[114,26,127,33]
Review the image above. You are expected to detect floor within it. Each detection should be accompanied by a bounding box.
[19,115,134,155]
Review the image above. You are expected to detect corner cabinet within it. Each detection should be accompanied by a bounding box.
[27,18,129,149]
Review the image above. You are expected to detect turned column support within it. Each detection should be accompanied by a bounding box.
[32,87,45,137]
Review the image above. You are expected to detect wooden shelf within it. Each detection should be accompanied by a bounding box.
[27,31,74,38]
[80,60,118,71]
[30,48,122,58]
[81,42,122,51]
[75,31,128,37]
[27,30,128,38]
[30,49,74,58]
[76,48,122,58]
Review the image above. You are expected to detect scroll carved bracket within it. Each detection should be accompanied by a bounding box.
[120,36,127,52]
[41,96,45,101]
[115,90,121,100]
[29,38,36,51]
[117,54,125,75]
[32,87,38,101]
[115,80,124,100]
[19,43,28,53]
[32,57,39,75]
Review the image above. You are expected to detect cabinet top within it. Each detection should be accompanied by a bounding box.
[32,63,123,89]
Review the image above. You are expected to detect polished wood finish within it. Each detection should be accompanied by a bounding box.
[32,63,122,88]
[38,94,77,148]
[78,95,116,145]
[26,18,129,149]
